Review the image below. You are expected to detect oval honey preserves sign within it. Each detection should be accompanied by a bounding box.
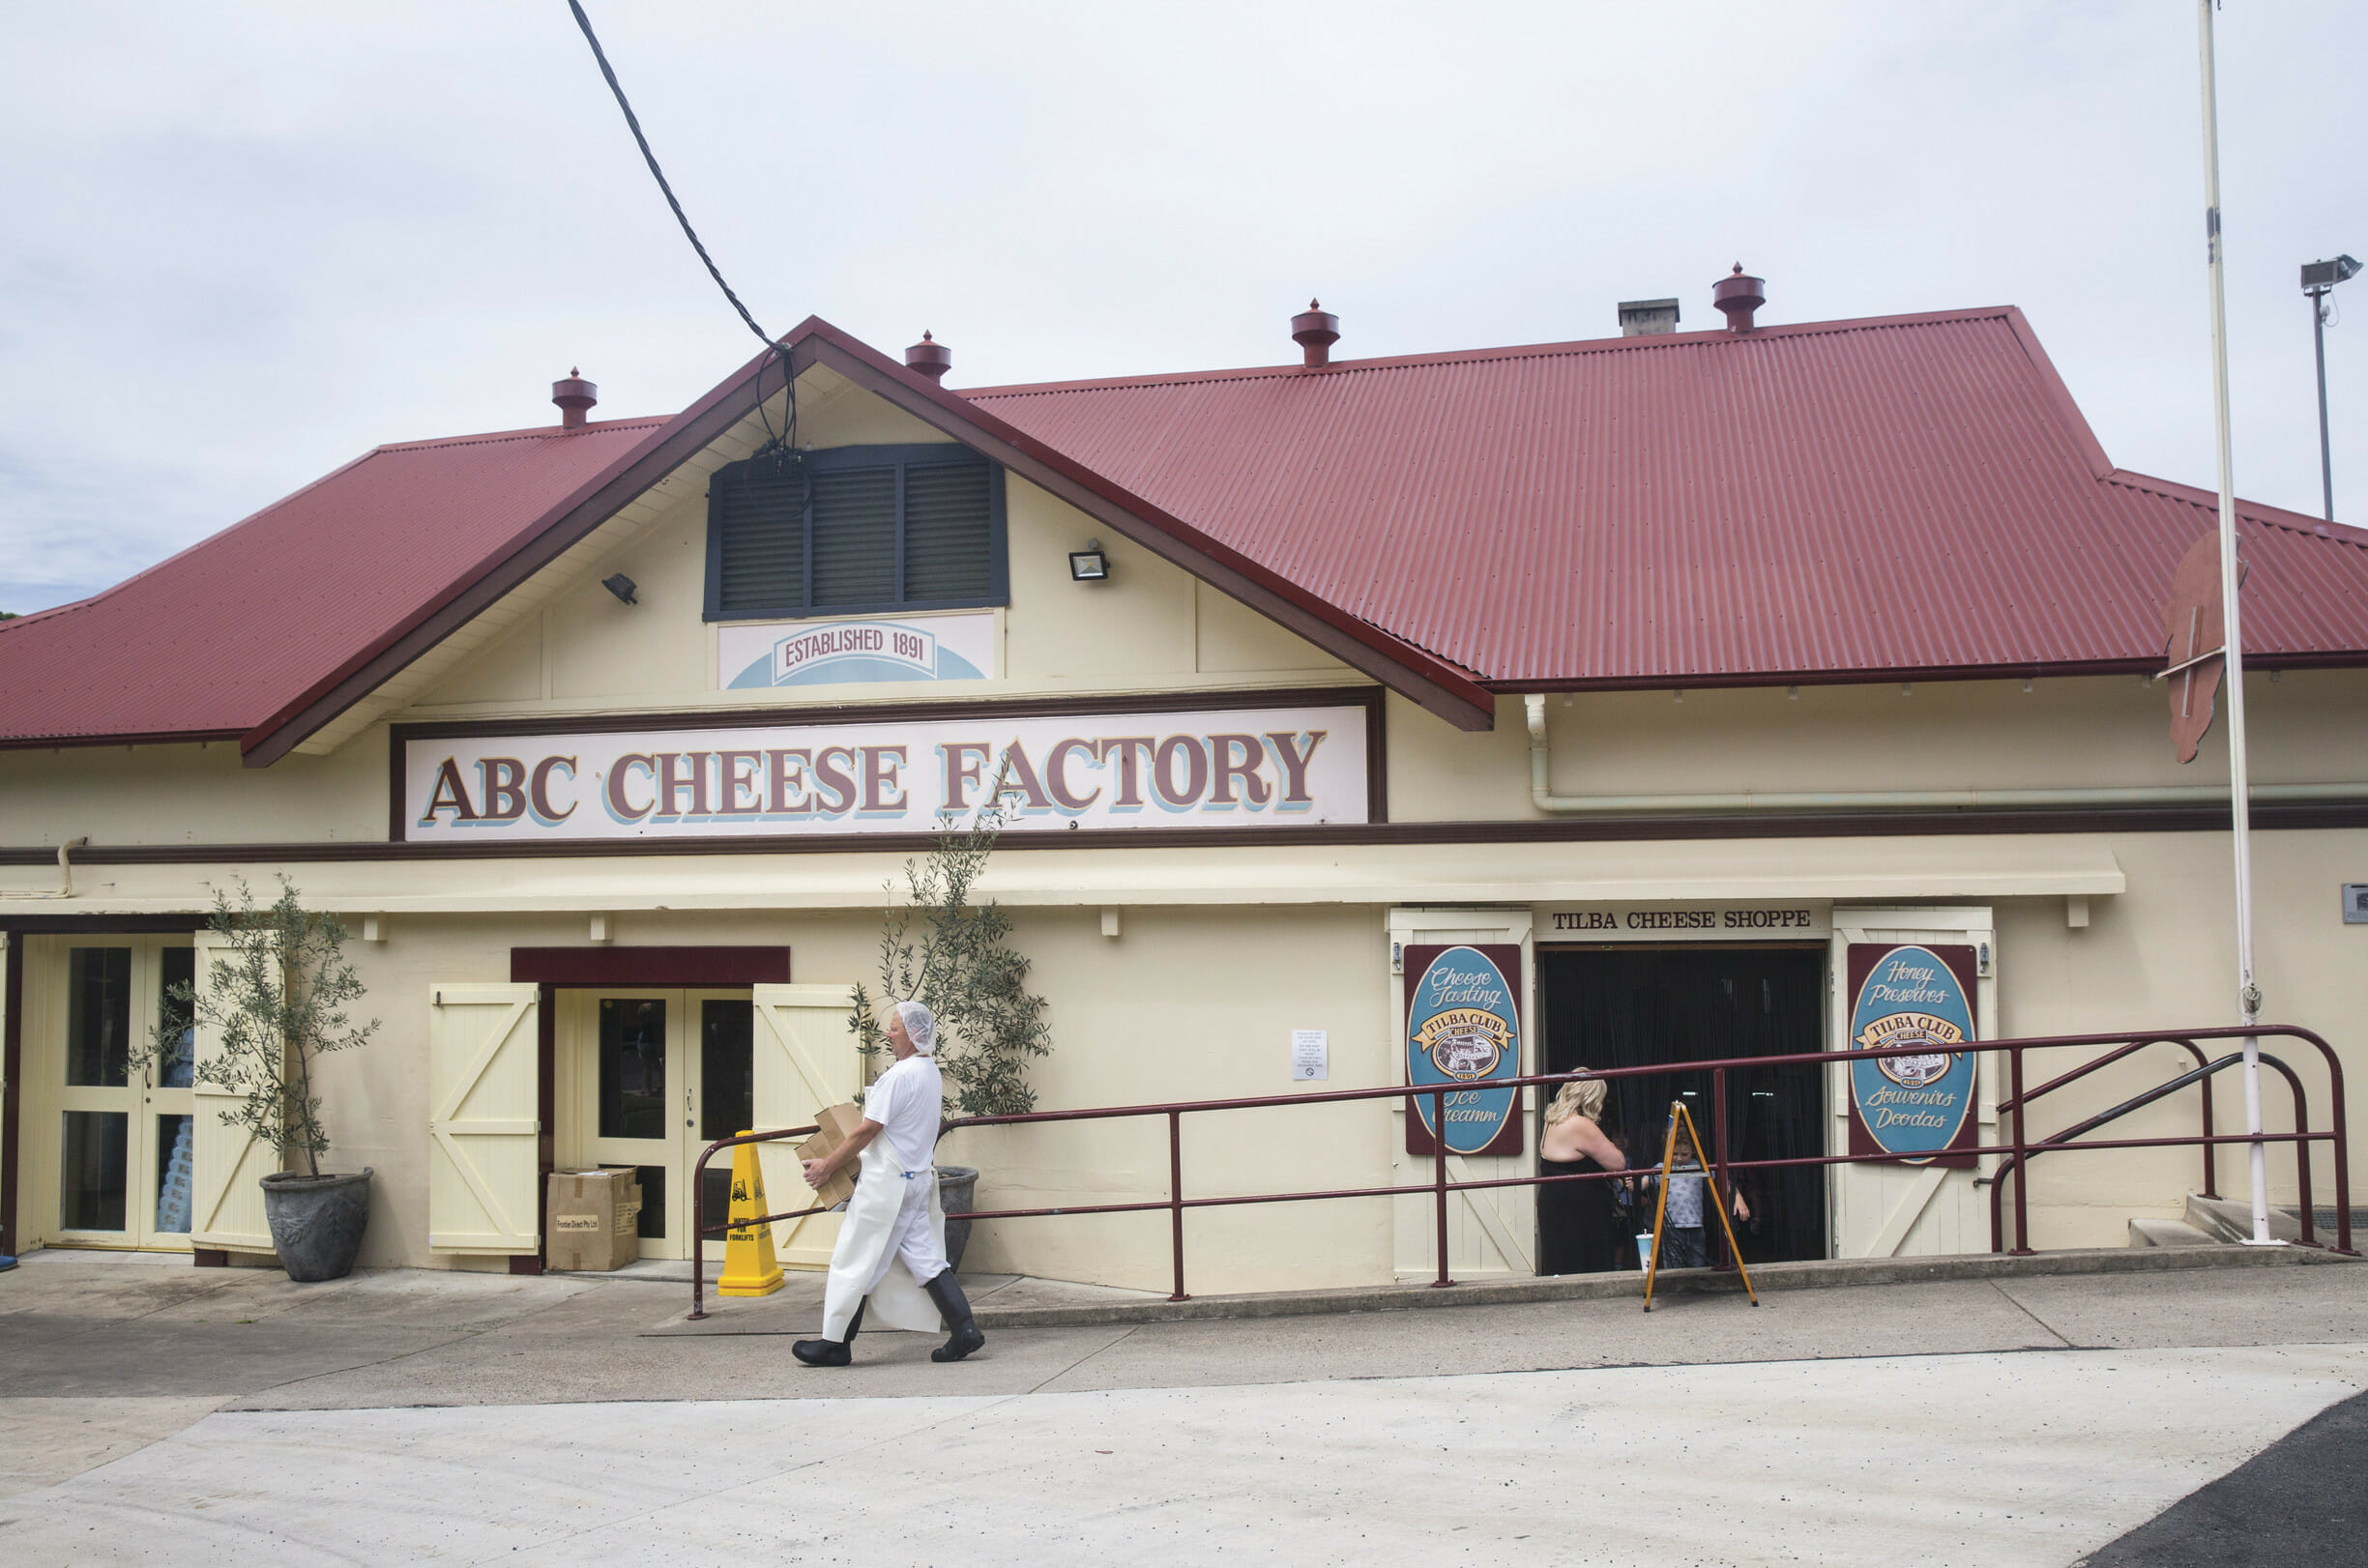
[1404,944,1523,1157]
[1848,944,1978,1164]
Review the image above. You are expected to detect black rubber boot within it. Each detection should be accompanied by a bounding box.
[923,1270,985,1363]
[791,1300,863,1367]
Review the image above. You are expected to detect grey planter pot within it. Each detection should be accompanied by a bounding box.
[936,1165,979,1272]
[260,1169,373,1282]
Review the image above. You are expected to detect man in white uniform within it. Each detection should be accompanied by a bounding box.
[792,1000,984,1367]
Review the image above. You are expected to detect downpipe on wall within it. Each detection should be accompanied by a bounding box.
[0,836,87,899]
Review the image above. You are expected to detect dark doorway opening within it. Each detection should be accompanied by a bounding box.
[1536,945,1827,1271]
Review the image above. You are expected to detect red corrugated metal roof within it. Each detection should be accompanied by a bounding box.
[0,419,663,744]
[967,307,2368,687]
[5,306,2365,754]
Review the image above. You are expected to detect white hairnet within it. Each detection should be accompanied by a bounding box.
[894,1000,938,1056]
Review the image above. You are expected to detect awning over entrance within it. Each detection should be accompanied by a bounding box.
[18,835,2125,915]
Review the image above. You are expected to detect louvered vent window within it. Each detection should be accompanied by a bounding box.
[704,445,1005,621]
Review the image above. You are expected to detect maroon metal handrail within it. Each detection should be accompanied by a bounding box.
[681,1024,2353,1321]
[1999,1035,2225,1199]
[1988,1031,2339,1255]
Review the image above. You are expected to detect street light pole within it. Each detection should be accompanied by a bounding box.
[2314,283,2335,519]
[2302,254,2361,521]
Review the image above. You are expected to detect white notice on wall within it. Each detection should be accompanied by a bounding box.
[1291,1029,1330,1082]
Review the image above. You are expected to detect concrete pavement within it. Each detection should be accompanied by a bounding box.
[2,1249,2364,1564]
[658,1238,2351,1330]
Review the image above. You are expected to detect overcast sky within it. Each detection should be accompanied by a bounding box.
[3,1,2361,615]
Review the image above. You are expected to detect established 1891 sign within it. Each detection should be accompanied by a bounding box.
[397,698,1370,844]
[1846,943,1980,1168]
[1403,944,1524,1158]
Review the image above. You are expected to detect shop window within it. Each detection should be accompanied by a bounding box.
[705,444,1006,621]
[598,999,668,1142]
[157,945,196,1088]
[698,1000,755,1232]
[66,947,132,1088]
[62,1110,129,1231]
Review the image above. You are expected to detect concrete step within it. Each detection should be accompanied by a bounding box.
[2129,1217,2222,1249]
[2187,1192,2291,1243]
[2185,1192,2367,1246]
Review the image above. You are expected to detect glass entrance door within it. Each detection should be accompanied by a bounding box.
[573,990,753,1262]
[692,994,754,1264]
[54,939,197,1250]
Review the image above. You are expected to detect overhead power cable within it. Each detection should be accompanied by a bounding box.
[564,0,797,455]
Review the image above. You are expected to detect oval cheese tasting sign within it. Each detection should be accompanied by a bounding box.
[1846,943,1980,1167]
[1403,944,1524,1158]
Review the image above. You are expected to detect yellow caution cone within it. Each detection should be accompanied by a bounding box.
[716,1133,785,1297]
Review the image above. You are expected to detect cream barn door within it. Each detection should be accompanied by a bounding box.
[426,983,541,1260]
[1388,910,1536,1280]
[1827,907,1998,1258]
[750,984,861,1270]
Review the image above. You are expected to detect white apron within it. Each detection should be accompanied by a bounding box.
[820,1134,947,1339]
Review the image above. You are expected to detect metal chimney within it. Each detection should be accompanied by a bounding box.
[1712,264,1766,333]
[1291,300,1340,367]
[1618,299,1681,336]
[905,331,952,384]
[551,369,598,429]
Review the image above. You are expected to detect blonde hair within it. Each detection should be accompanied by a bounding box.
[1545,1074,1607,1127]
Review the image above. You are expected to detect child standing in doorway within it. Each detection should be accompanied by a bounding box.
[1649,1144,1748,1268]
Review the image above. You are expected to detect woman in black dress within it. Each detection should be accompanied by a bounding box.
[1539,1074,1628,1273]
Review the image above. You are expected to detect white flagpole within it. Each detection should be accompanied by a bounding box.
[2196,0,2273,1245]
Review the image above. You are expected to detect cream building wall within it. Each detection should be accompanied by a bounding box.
[8,830,2363,1281]
[1390,670,2368,825]
[6,368,2365,1286]
[1988,827,2368,1248]
[10,668,2362,855]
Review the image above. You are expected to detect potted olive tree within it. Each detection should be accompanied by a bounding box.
[144,876,381,1281]
[850,798,1053,1269]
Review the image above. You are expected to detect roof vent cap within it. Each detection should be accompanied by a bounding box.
[1617,298,1681,336]
[552,368,598,429]
[905,331,952,384]
[1712,264,1766,333]
[1291,299,1340,368]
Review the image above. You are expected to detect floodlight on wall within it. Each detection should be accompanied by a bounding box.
[1068,542,1110,582]
[602,573,639,605]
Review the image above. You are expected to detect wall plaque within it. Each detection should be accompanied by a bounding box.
[1403,943,1523,1158]
[1846,943,1980,1168]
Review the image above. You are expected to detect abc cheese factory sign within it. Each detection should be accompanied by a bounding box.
[398,700,1368,844]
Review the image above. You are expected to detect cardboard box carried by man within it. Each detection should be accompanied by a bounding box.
[794,1103,868,1207]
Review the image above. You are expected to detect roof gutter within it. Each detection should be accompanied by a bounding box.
[1524,694,2362,815]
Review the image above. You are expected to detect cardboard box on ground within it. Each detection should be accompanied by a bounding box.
[546,1168,641,1271]
[796,1103,867,1208]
